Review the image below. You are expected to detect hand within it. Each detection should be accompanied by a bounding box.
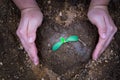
[16,7,43,65]
[87,5,117,60]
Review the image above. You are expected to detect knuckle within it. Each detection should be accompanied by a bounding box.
[114,27,117,33]
[16,29,25,37]
[19,30,25,36]
[16,30,20,36]
[109,26,118,33]
[109,26,114,32]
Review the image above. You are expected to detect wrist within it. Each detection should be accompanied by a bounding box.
[89,5,108,10]
[89,0,109,10]
[20,7,42,17]
[90,0,110,6]
[21,6,40,13]
[13,0,40,11]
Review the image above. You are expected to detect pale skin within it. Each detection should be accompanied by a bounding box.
[13,0,117,65]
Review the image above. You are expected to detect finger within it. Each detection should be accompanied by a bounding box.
[28,42,39,65]
[92,16,107,60]
[26,21,39,65]
[20,38,29,53]
[95,17,107,39]
[18,30,39,65]
[93,15,117,60]
[100,35,113,54]
[92,37,107,60]
[27,20,38,43]
[100,16,117,53]
[17,17,29,41]
[21,38,39,65]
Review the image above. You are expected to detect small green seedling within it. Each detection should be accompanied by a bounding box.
[52,35,79,51]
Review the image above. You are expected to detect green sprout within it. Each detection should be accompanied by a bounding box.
[52,35,79,51]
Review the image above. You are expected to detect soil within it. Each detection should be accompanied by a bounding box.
[0,0,120,80]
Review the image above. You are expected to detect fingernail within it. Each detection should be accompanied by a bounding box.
[29,37,33,43]
[93,57,97,61]
[34,59,39,65]
[93,54,98,61]
[93,54,101,61]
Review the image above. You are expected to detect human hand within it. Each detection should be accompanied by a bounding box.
[87,5,117,60]
[16,7,43,65]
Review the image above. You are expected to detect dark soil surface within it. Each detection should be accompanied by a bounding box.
[38,18,98,75]
[0,0,120,80]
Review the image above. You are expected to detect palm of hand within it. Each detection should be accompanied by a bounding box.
[16,8,43,65]
[88,6,117,60]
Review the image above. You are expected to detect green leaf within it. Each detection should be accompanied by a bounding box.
[52,41,64,51]
[66,35,79,42]
[60,37,66,43]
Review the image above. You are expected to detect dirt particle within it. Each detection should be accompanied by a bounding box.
[59,12,62,16]
[41,78,45,80]
[48,43,51,47]
[18,45,24,50]
[1,78,5,80]
[0,62,3,66]
[47,0,51,4]
[57,77,61,80]
[55,10,77,26]
[105,60,108,63]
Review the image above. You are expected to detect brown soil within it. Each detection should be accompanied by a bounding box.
[0,0,120,80]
